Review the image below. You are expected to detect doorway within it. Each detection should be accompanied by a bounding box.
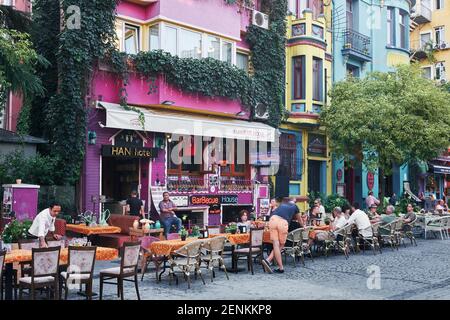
[102,157,140,202]
[344,163,354,204]
[308,160,322,194]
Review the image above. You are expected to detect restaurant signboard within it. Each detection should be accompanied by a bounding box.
[189,195,238,206]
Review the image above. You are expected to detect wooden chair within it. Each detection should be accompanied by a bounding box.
[59,246,97,300]
[0,250,5,300]
[47,240,66,248]
[18,239,40,277]
[18,247,61,300]
[138,236,166,282]
[167,233,180,240]
[201,236,229,282]
[168,239,205,289]
[99,242,141,300]
[232,227,264,275]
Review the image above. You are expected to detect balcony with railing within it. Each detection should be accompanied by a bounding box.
[410,39,432,60]
[411,2,432,24]
[342,29,372,62]
[219,177,253,193]
[166,175,208,193]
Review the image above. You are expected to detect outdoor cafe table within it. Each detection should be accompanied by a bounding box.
[3,246,119,300]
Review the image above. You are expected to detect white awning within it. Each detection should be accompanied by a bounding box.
[97,102,276,142]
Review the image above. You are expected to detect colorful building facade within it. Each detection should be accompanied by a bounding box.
[82,0,277,226]
[331,0,413,207]
[410,0,450,201]
[273,1,333,212]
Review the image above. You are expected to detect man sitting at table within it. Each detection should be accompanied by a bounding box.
[367,204,380,221]
[159,192,182,239]
[372,205,396,236]
[402,203,417,232]
[28,201,63,248]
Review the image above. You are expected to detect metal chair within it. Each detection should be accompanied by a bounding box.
[18,247,61,300]
[281,228,304,266]
[138,236,166,282]
[232,227,264,275]
[60,246,97,300]
[425,216,448,240]
[99,242,141,300]
[168,239,206,289]
[201,236,229,282]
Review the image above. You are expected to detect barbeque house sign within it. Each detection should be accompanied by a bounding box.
[190,195,238,205]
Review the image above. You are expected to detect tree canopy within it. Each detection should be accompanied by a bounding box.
[320,64,450,173]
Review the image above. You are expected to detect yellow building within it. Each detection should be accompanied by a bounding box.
[410,0,450,83]
[272,7,332,212]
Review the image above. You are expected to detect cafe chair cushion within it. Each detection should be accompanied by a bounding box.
[19,276,55,284]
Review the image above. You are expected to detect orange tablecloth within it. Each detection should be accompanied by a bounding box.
[211,232,271,245]
[66,224,121,236]
[5,247,119,265]
[149,237,200,256]
[309,225,332,239]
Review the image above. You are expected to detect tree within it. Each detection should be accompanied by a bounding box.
[320,64,450,173]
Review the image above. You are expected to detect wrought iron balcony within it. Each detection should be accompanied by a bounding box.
[342,29,372,62]
[219,176,252,192]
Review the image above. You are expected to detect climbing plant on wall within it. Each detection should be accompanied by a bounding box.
[31,0,119,185]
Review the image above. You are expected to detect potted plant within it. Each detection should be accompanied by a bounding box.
[1,220,33,250]
[191,225,200,237]
[227,222,238,234]
[179,227,188,241]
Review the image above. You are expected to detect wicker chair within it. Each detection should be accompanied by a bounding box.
[357,225,381,255]
[281,228,304,266]
[168,239,205,289]
[328,226,351,259]
[60,246,97,300]
[378,220,397,250]
[18,247,61,300]
[99,242,141,300]
[200,236,229,282]
[232,227,264,275]
[300,226,315,261]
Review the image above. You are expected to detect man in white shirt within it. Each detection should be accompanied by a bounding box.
[28,202,63,248]
[332,207,348,230]
[347,202,372,238]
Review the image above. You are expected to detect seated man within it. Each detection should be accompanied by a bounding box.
[402,203,417,232]
[347,202,373,239]
[158,192,182,239]
[375,205,396,236]
[307,207,347,247]
[367,204,380,221]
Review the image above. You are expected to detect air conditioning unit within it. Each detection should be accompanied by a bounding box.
[440,78,447,85]
[254,102,269,120]
[440,42,448,50]
[252,10,269,30]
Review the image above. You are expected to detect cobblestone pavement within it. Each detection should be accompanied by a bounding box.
[62,238,450,300]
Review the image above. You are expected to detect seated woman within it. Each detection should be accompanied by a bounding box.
[237,210,252,230]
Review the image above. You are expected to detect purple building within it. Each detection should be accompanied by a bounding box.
[81,0,277,226]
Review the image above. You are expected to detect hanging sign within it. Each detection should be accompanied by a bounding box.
[101,145,158,159]
[190,195,238,205]
[367,172,375,190]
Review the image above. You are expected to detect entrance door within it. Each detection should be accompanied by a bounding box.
[102,157,140,202]
[308,160,322,194]
[344,164,354,204]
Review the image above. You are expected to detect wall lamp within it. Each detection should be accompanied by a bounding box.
[162,100,175,106]
[236,111,246,117]
[98,121,105,128]
[166,133,172,143]
[88,131,97,145]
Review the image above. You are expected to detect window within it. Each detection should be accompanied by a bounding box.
[436,0,444,9]
[206,36,220,60]
[165,26,177,56]
[124,24,139,54]
[278,133,300,180]
[346,0,353,30]
[149,24,159,51]
[399,12,407,49]
[288,0,297,16]
[167,137,202,175]
[421,32,432,47]
[179,29,202,59]
[311,0,324,20]
[387,7,395,46]
[293,56,305,100]
[2,0,13,6]
[219,139,248,177]
[312,57,323,101]
[346,64,360,77]
[435,62,445,80]
[222,41,232,64]
[435,26,445,46]
[422,66,432,79]
[298,0,308,18]
[324,68,328,104]
[236,52,249,72]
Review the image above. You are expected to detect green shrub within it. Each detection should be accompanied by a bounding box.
[1,220,32,243]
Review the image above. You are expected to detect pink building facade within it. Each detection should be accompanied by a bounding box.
[82,0,275,227]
